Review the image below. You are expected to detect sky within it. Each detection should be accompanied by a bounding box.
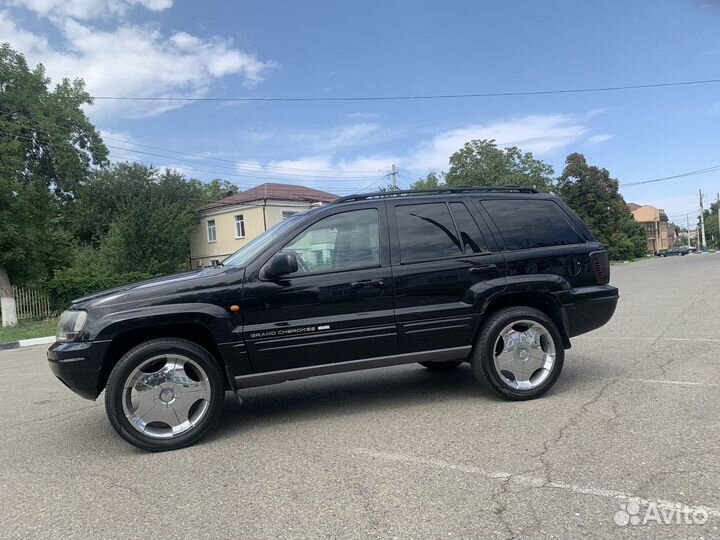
[2,0,720,222]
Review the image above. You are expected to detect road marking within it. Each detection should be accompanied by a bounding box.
[574,336,720,343]
[601,377,720,388]
[353,448,720,518]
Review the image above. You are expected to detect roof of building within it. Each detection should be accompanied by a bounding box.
[200,182,338,212]
[630,204,669,223]
[627,202,642,211]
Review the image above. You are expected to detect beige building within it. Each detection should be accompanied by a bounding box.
[190,183,338,267]
[628,203,670,252]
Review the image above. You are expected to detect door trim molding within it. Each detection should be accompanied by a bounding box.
[234,346,472,389]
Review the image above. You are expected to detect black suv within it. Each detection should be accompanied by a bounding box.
[48,187,618,451]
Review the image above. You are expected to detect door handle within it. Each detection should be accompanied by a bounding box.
[468,264,497,274]
[351,279,385,289]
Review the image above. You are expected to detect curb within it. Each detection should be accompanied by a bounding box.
[0,335,55,351]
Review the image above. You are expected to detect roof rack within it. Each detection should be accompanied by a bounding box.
[333,185,540,204]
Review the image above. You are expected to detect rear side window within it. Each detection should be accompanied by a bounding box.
[395,203,462,262]
[449,202,489,253]
[483,199,584,250]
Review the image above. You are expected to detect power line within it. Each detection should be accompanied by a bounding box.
[0,128,390,187]
[620,165,720,187]
[99,134,383,175]
[109,153,386,193]
[105,143,382,181]
[88,78,720,103]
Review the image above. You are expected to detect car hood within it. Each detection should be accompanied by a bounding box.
[71,266,243,309]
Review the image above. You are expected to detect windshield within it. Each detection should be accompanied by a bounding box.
[223,213,306,267]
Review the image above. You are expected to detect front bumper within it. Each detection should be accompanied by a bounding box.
[47,341,111,400]
[554,285,619,338]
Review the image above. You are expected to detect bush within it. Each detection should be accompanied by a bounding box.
[44,247,152,309]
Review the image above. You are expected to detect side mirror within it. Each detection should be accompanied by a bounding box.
[261,252,298,280]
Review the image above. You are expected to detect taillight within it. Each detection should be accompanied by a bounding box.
[589,250,610,285]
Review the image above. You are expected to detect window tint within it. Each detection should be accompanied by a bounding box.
[281,209,379,274]
[449,202,489,253]
[396,203,462,262]
[483,199,584,250]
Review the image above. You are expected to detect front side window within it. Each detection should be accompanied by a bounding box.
[280,209,380,274]
[207,219,217,243]
[483,199,584,250]
[395,203,462,262]
[235,215,245,238]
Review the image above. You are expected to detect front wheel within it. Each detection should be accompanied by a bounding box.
[105,338,225,451]
[472,307,564,400]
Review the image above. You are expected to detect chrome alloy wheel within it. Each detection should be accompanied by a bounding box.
[122,354,212,439]
[492,320,556,390]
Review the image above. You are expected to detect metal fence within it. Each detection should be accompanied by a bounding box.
[0,287,53,320]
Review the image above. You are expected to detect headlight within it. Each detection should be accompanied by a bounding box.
[57,310,88,342]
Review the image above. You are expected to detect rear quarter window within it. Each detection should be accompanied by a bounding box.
[482,199,585,250]
[395,202,462,262]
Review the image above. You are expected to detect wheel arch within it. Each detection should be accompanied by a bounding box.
[479,291,571,349]
[97,321,231,397]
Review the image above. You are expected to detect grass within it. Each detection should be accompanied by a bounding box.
[0,318,57,344]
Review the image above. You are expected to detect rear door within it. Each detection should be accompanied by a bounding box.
[241,203,398,372]
[480,198,599,289]
[389,198,506,354]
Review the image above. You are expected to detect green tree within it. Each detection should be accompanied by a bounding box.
[410,172,443,190]
[71,163,207,275]
[199,178,239,201]
[0,43,107,327]
[557,153,645,260]
[699,201,720,250]
[444,139,554,191]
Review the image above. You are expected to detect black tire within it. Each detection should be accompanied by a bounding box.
[471,306,564,400]
[419,360,463,371]
[105,338,225,452]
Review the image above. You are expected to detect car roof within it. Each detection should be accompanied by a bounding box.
[332,186,543,205]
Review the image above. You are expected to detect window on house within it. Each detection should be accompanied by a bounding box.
[282,210,298,220]
[235,215,245,238]
[207,220,216,243]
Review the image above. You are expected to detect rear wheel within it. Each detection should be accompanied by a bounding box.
[419,360,462,371]
[105,338,225,451]
[472,307,564,400]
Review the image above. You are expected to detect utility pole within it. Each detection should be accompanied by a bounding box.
[699,189,707,251]
[390,163,398,190]
[716,193,720,251]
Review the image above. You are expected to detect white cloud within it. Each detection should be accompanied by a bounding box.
[99,129,142,161]
[8,0,171,20]
[0,6,275,118]
[234,114,592,190]
[347,112,380,120]
[406,114,590,173]
[587,133,614,145]
[287,123,399,152]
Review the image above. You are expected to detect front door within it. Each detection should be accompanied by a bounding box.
[389,199,506,353]
[241,203,398,372]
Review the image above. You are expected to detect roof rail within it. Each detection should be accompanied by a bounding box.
[333,185,540,204]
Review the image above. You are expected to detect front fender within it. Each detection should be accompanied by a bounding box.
[87,303,235,342]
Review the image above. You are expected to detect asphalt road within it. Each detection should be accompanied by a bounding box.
[1,255,719,540]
